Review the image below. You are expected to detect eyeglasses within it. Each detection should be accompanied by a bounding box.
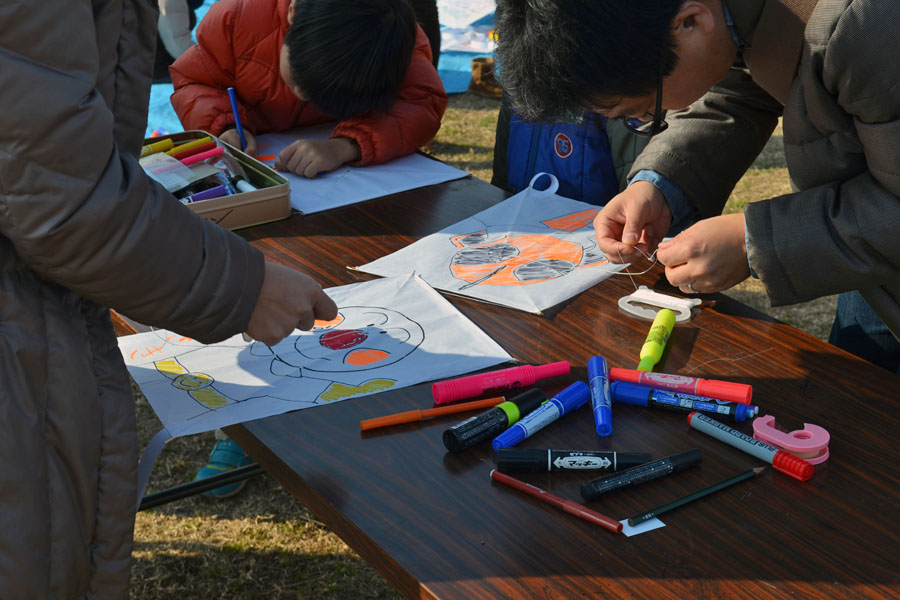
[620,64,668,137]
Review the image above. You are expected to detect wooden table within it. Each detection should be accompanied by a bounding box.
[120,175,900,599]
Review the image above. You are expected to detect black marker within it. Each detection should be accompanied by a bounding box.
[580,448,702,500]
[496,449,652,474]
[442,389,545,453]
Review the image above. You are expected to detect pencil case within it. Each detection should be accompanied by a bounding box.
[141,130,291,230]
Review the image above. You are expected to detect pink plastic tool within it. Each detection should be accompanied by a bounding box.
[752,415,830,465]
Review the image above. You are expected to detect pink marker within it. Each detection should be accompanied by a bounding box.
[180,146,225,166]
[609,368,752,405]
[432,361,570,405]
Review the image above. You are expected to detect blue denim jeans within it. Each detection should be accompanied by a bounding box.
[828,291,900,374]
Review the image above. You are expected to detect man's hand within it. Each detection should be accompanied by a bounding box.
[220,128,258,156]
[245,261,338,346]
[275,137,361,178]
[656,213,750,294]
[594,181,672,263]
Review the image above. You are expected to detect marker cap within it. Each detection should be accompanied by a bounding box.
[772,450,815,482]
[553,380,591,413]
[609,380,651,406]
[533,360,571,380]
[698,379,753,404]
[734,404,761,423]
[502,388,547,421]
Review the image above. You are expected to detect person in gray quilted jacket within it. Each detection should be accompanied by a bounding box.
[0,1,337,596]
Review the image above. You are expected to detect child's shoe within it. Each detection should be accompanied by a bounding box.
[193,438,253,498]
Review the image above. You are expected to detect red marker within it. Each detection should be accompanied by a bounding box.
[610,368,752,405]
[687,412,813,481]
[490,469,622,534]
[432,361,570,405]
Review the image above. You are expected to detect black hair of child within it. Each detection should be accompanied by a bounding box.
[493,0,682,122]
[285,0,417,120]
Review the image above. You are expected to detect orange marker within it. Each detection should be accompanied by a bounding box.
[360,396,505,431]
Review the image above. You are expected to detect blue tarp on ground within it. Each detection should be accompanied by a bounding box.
[146,1,495,137]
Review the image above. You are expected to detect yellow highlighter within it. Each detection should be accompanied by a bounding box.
[139,138,174,158]
[165,136,214,156]
[637,308,676,372]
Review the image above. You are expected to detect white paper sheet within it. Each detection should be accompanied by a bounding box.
[119,274,512,437]
[254,125,467,214]
[356,184,627,313]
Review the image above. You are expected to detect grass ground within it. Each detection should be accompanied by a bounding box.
[131,92,835,599]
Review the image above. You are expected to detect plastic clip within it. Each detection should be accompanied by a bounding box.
[752,415,830,464]
[618,286,702,323]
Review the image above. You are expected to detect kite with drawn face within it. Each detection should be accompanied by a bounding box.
[148,306,427,411]
[262,306,425,375]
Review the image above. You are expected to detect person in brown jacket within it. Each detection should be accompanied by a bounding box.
[494,0,900,372]
[0,1,337,596]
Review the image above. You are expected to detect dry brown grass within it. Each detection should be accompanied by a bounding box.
[132,94,835,599]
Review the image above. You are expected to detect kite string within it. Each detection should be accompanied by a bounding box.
[611,246,660,291]
[684,348,774,374]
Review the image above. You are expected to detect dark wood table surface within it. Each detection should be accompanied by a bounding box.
[118,175,900,599]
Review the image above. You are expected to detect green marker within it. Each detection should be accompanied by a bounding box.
[442,389,546,452]
[637,309,676,372]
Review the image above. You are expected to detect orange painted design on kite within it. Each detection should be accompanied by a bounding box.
[542,209,599,232]
[344,348,390,366]
[256,155,277,162]
[450,235,584,286]
[313,314,345,330]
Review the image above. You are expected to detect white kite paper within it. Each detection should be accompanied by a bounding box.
[356,180,627,313]
[120,274,512,438]
[254,125,468,214]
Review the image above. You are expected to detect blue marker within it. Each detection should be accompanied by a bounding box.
[610,381,759,423]
[227,87,247,151]
[491,381,590,451]
[587,356,613,436]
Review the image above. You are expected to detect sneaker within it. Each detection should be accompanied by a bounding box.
[193,438,254,498]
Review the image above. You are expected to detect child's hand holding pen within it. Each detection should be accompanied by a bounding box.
[220,128,257,156]
[275,137,361,178]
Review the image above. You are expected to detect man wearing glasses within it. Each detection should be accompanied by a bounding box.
[494,0,900,372]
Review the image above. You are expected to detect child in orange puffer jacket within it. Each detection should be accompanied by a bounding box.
[170,0,448,178]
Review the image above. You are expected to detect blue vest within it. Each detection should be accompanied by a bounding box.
[505,113,619,205]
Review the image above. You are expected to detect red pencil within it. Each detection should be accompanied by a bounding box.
[490,470,622,534]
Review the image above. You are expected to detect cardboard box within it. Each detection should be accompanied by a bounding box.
[142,130,291,230]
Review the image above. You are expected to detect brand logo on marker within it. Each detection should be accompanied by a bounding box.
[555,456,611,469]
[554,133,573,158]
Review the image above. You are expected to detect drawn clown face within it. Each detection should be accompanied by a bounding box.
[283,306,425,373]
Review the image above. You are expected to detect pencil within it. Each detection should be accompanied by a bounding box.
[490,469,623,534]
[360,396,505,431]
[627,466,765,526]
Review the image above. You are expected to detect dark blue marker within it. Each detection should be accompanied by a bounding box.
[587,356,613,436]
[610,380,759,422]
